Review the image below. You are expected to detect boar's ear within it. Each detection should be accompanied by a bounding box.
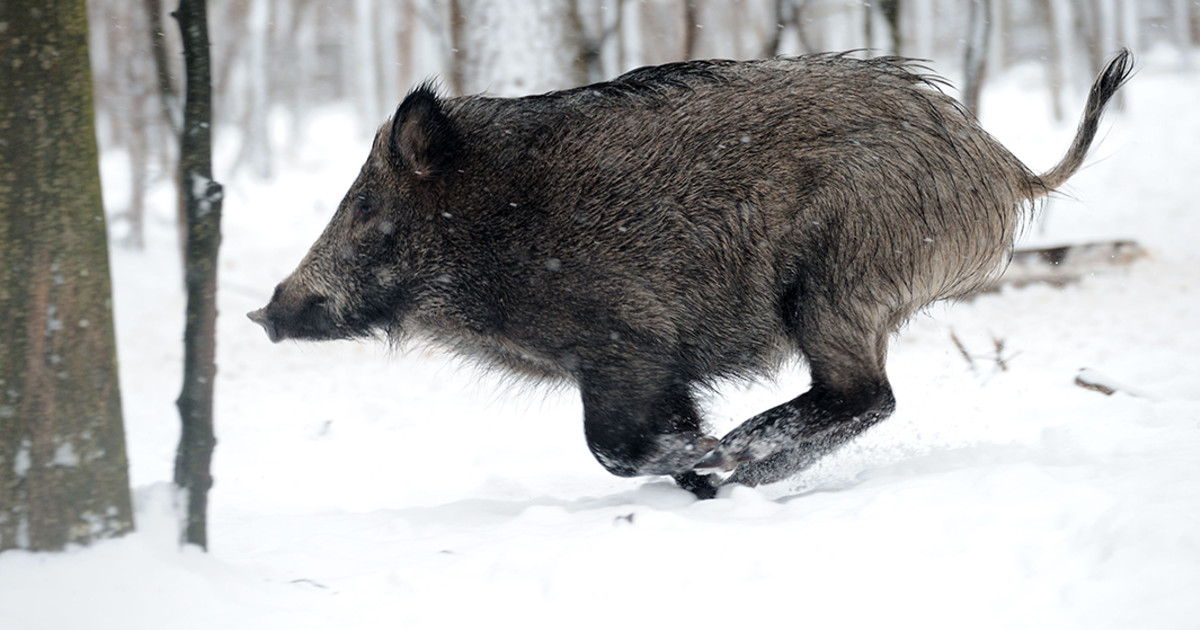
[389,83,457,179]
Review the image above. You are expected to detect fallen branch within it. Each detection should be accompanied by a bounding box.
[975,239,1147,295]
[1074,368,1153,398]
[1074,371,1117,396]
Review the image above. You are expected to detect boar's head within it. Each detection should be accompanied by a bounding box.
[248,85,458,343]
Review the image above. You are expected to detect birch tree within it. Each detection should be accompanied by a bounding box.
[449,0,589,96]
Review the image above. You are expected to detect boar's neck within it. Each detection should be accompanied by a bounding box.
[442,97,577,207]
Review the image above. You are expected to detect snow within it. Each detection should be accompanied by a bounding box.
[3,51,1200,629]
[52,442,79,467]
[12,441,31,478]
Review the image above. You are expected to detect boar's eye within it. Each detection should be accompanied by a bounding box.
[355,200,374,222]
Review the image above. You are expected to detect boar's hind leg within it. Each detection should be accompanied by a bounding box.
[580,369,719,497]
[719,379,895,487]
[695,310,897,487]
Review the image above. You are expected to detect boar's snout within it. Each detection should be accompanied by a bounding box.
[247,283,336,343]
[247,307,281,343]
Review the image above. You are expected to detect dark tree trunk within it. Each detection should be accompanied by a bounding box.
[763,0,787,58]
[0,0,135,552]
[173,0,223,550]
[880,0,902,55]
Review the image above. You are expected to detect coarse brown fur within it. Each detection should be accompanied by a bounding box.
[250,50,1133,498]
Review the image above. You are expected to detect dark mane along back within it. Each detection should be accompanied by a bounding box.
[516,53,960,113]
[529,59,740,105]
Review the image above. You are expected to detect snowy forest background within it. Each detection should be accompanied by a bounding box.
[3,1,1199,629]
[90,0,1197,248]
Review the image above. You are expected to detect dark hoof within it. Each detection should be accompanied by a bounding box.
[672,471,719,500]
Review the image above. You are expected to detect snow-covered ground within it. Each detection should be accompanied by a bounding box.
[3,49,1199,629]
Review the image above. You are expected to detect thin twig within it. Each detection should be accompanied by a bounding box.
[949,330,977,374]
[992,335,1008,372]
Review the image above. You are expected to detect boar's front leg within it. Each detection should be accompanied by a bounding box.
[579,365,719,498]
[695,304,897,487]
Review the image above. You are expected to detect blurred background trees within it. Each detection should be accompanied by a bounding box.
[86,0,1197,249]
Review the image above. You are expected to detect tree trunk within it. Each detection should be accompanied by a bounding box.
[0,0,135,552]
[448,0,468,95]
[791,0,815,54]
[173,0,223,550]
[963,0,992,117]
[451,0,589,97]
[1041,0,1067,122]
[237,0,272,179]
[682,0,699,59]
[763,0,787,58]
[1071,0,1103,77]
[146,0,182,136]
[862,0,874,53]
[880,0,902,56]
[913,0,934,59]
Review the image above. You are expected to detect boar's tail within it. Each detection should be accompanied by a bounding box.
[1034,48,1134,194]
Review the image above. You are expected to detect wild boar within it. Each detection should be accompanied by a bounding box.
[249,50,1133,498]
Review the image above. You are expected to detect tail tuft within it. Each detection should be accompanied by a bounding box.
[1036,48,1134,193]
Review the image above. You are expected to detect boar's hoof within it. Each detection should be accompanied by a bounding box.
[726,449,820,488]
[247,308,281,343]
[637,433,720,476]
[691,445,759,474]
[671,471,719,500]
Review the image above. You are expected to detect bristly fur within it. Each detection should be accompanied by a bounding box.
[251,50,1133,498]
